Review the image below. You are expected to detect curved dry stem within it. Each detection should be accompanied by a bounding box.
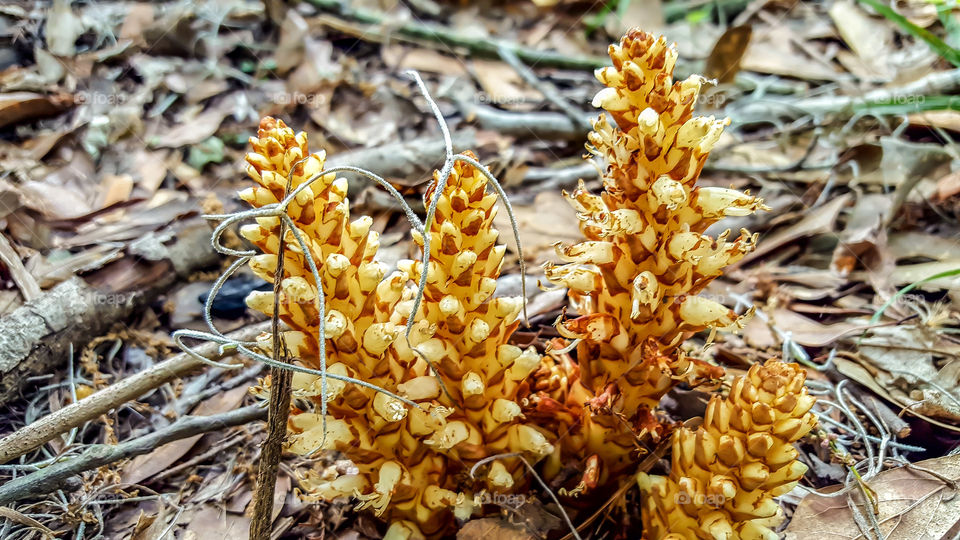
[470,452,582,540]
[176,150,427,446]
[401,71,531,406]
[173,329,421,411]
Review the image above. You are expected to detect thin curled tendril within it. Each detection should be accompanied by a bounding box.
[402,71,529,404]
[470,453,581,540]
[173,158,426,444]
[173,69,531,448]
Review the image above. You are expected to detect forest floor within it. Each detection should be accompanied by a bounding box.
[1,0,960,538]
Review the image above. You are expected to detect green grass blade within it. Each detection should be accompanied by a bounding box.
[855,95,960,115]
[858,0,960,67]
[871,267,960,323]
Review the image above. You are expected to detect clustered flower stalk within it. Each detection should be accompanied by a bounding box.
[637,360,817,539]
[233,27,815,539]
[538,30,767,484]
[240,118,548,538]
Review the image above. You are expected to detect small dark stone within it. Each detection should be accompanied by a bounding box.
[199,275,272,319]
[62,475,83,493]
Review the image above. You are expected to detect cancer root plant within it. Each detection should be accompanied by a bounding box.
[173,29,817,540]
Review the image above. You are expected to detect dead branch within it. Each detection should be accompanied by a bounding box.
[249,177,295,540]
[496,44,590,131]
[732,68,960,122]
[326,132,475,181]
[454,99,593,140]
[522,162,598,190]
[0,219,220,406]
[0,321,271,465]
[305,0,608,70]
[0,405,267,506]
[450,69,960,142]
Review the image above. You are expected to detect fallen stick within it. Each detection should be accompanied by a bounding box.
[0,219,219,406]
[455,99,594,139]
[325,131,475,182]
[0,404,267,505]
[305,0,609,70]
[0,321,271,465]
[496,44,591,131]
[522,162,598,191]
[249,186,294,540]
[453,68,960,142]
[731,68,960,122]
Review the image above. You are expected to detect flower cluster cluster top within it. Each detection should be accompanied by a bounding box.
[240,118,549,539]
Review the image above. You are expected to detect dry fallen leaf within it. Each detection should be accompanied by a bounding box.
[45,0,85,56]
[122,384,250,484]
[741,27,841,80]
[829,0,896,80]
[0,233,41,301]
[705,25,753,83]
[736,194,851,267]
[130,501,169,540]
[909,111,960,133]
[457,518,536,540]
[185,504,251,540]
[831,192,894,284]
[834,357,960,434]
[0,92,74,128]
[150,93,243,148]
[471,59,543,106]
[382,45,468,76]
[855,260,960,290]
[785,453,960,539]
[0,506,56,538]
[766,308,870,348]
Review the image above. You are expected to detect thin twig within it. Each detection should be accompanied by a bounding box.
[0,322,269,465]
[496,44,591,131]
[249,162,297,540]
[305,0,608,70]
[0,405,266,505]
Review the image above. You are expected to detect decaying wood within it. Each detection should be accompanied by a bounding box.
[0,404,267,505]
[455,99,593,140]
[305,0,608,70]
[326,132,476,184]
[0,321,270,465]
[0,219,219,407]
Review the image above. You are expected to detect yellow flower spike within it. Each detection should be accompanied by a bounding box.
[536,28,766,485]
[242,117,465,537]
[381,152,553,515]
[638,360,817,539]
[243,121,546,537]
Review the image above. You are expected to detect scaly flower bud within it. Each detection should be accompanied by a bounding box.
[537,29,767,487]
[637,360,817,539]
